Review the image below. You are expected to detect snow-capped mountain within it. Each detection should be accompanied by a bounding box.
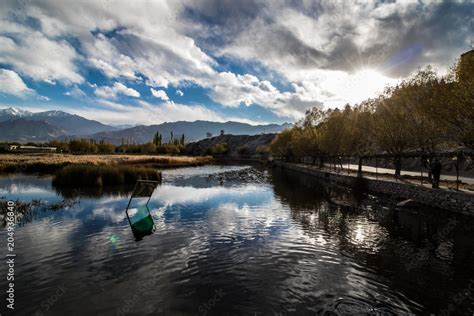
[0,107,291,143]
[0,107,117,137]
[0,107,33,120]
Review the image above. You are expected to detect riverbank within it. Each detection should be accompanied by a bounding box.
[0,153,213,173]
[275,161,474,215]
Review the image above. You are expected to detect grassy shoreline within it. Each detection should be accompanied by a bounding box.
[0,153,213,173]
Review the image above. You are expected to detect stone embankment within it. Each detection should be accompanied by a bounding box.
[276,161,474,215]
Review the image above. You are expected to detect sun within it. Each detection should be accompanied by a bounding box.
[348,69,397,103]
[322,69,398,108]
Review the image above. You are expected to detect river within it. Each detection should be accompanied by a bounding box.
[0,164,473,315]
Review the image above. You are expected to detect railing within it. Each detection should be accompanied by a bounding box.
[272,149,474,191]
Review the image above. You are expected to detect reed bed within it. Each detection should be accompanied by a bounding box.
[52,164,161,187]
[0,154,213,173]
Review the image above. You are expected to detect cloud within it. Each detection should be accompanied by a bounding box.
[84,34,138,80]
[37,95,50,101]
[94,82,140,99]
[64,86,87,98]
[176,90,184,96]
[150,88,169,101]
[21,1,215,87]
[183,0,472,114]
[189,0,472,78]
[0,0,472,123]
[72,99,226,125]
[71,99,265,126]
[0,31,83,84]
[208,72,322,119]
[0,69,35,98]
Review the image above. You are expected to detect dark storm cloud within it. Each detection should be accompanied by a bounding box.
[1,0,471,122]
[240,25,328,68]
[182,0,473,77]
[380,1,474,76]
[182,0,267,48]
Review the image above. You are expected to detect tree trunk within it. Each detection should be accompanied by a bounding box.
[394,156,402,178]
[427,157,433,182]
[319,157,325,168]
[357,157,363,177]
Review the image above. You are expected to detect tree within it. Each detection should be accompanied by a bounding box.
[270,129,294,161]
[69,139,98,153]
[428,55,474,149]
[141,142,157,154]
[340,102,376,176]
[48,140,69,153]
[256,145,270,156]
[456,50,474,83]
[265,50,472,177]
[165,144,180,155]
[394,67,443,153]
[372,92,415,177]
[210,143,227,155]
[295,107,328,165]
[97,143,115,154]
[319,109,348,156]
[153,132,162,146]
[237,145,251,156]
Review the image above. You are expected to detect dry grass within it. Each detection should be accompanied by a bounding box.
[52,164,161,187]
[0,153,213,173]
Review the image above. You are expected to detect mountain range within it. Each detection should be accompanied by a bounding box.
[91,120,292,145]
[0,107,291,143]
[0,107,117,139]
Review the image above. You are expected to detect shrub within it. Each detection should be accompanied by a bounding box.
[237,145,251,156]
[256,145,270,155]
[97,143,115,154]
[141,142,157,154]
[210,143,228,155]
[164,144,181,155]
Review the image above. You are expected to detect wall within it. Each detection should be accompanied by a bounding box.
[275,162,474,215]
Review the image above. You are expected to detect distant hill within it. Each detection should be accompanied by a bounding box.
[184,133,277,157]
[28,110,117,135]
[90,121,292,145]
[0,107,117,140]
[0,107,291,143]
[0,118,66,141]
[0,107,32,121]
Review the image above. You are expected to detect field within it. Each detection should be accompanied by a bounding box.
[0,153,213,173]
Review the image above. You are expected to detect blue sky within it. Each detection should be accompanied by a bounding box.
[0,1,472,126]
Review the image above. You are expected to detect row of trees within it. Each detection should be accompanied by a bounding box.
[152,132,186,147]
[30,132,190,154]
[46,137,186,155]
[270,52,474,176]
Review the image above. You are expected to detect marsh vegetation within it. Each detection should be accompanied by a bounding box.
[52,164,161,188]
[0,154,213,173]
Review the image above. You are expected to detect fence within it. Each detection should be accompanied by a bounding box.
[272,149,474,191]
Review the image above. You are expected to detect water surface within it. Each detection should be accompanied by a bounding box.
[1,165,473,315]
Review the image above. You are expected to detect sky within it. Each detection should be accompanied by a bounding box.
[0,0,472,126]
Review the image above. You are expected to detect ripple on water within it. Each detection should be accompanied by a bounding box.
[1,166,472,315]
